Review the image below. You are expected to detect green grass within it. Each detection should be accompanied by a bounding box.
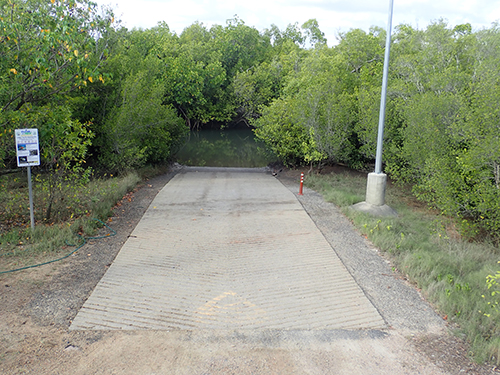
[306,172,500,365]
[0,171,141,274]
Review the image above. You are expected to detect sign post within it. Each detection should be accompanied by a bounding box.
[15,129,40,230]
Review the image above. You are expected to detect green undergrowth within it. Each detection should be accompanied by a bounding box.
[0,171,141,274]
[305,172,500,365]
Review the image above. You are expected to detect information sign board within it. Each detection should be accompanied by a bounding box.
[15,128,40,167]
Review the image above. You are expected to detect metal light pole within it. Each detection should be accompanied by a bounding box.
[375,0,394,174]
[364,0,394,207]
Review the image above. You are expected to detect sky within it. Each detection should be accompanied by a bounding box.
[94,0,499,45]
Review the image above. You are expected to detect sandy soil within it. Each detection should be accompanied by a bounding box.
[0,166,499,375]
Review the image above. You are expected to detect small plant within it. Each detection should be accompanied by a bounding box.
[395,232,405,250]
[369,220,382,234]
[447,274,454,285]
[482,262,500,318]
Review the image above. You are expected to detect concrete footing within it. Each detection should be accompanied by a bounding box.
[366,172,387,206]
[351,201,398,217]
[351,172,398,217]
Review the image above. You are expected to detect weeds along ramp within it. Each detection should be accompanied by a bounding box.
[70,167,385,331]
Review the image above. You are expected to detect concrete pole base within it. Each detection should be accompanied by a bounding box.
[351,201,398,217]
[366,172,387,206]
[351,172,398,217]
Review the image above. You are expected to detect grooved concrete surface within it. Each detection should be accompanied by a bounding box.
[70,168,386,331]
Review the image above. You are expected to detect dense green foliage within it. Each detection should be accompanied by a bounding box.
[382,22,500,240]
[0,3,328,220]
[252,21,500,241]
[1,0,115,220]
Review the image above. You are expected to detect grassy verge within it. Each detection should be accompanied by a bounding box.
[0,171,141,274]
[305,172,500,364]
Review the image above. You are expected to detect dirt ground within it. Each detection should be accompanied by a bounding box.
[0,166,499,374]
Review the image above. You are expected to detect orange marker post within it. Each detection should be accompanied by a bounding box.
[298,173,304,195]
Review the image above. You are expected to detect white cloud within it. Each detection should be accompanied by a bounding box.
[96,0,499,45]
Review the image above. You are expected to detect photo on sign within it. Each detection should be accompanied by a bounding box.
[29,149,38,156]
[19,156,28,163]
[18,144,27,151]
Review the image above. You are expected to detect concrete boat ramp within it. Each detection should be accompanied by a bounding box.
[70,167,385,331]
